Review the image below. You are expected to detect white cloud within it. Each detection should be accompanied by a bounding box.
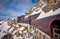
[0,0,37,20]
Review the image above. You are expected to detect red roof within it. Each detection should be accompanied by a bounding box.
[31,14,60,36]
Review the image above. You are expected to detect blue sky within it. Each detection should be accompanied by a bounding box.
[0,0,39,20]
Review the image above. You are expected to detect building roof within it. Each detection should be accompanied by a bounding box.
[31,14,60,36]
